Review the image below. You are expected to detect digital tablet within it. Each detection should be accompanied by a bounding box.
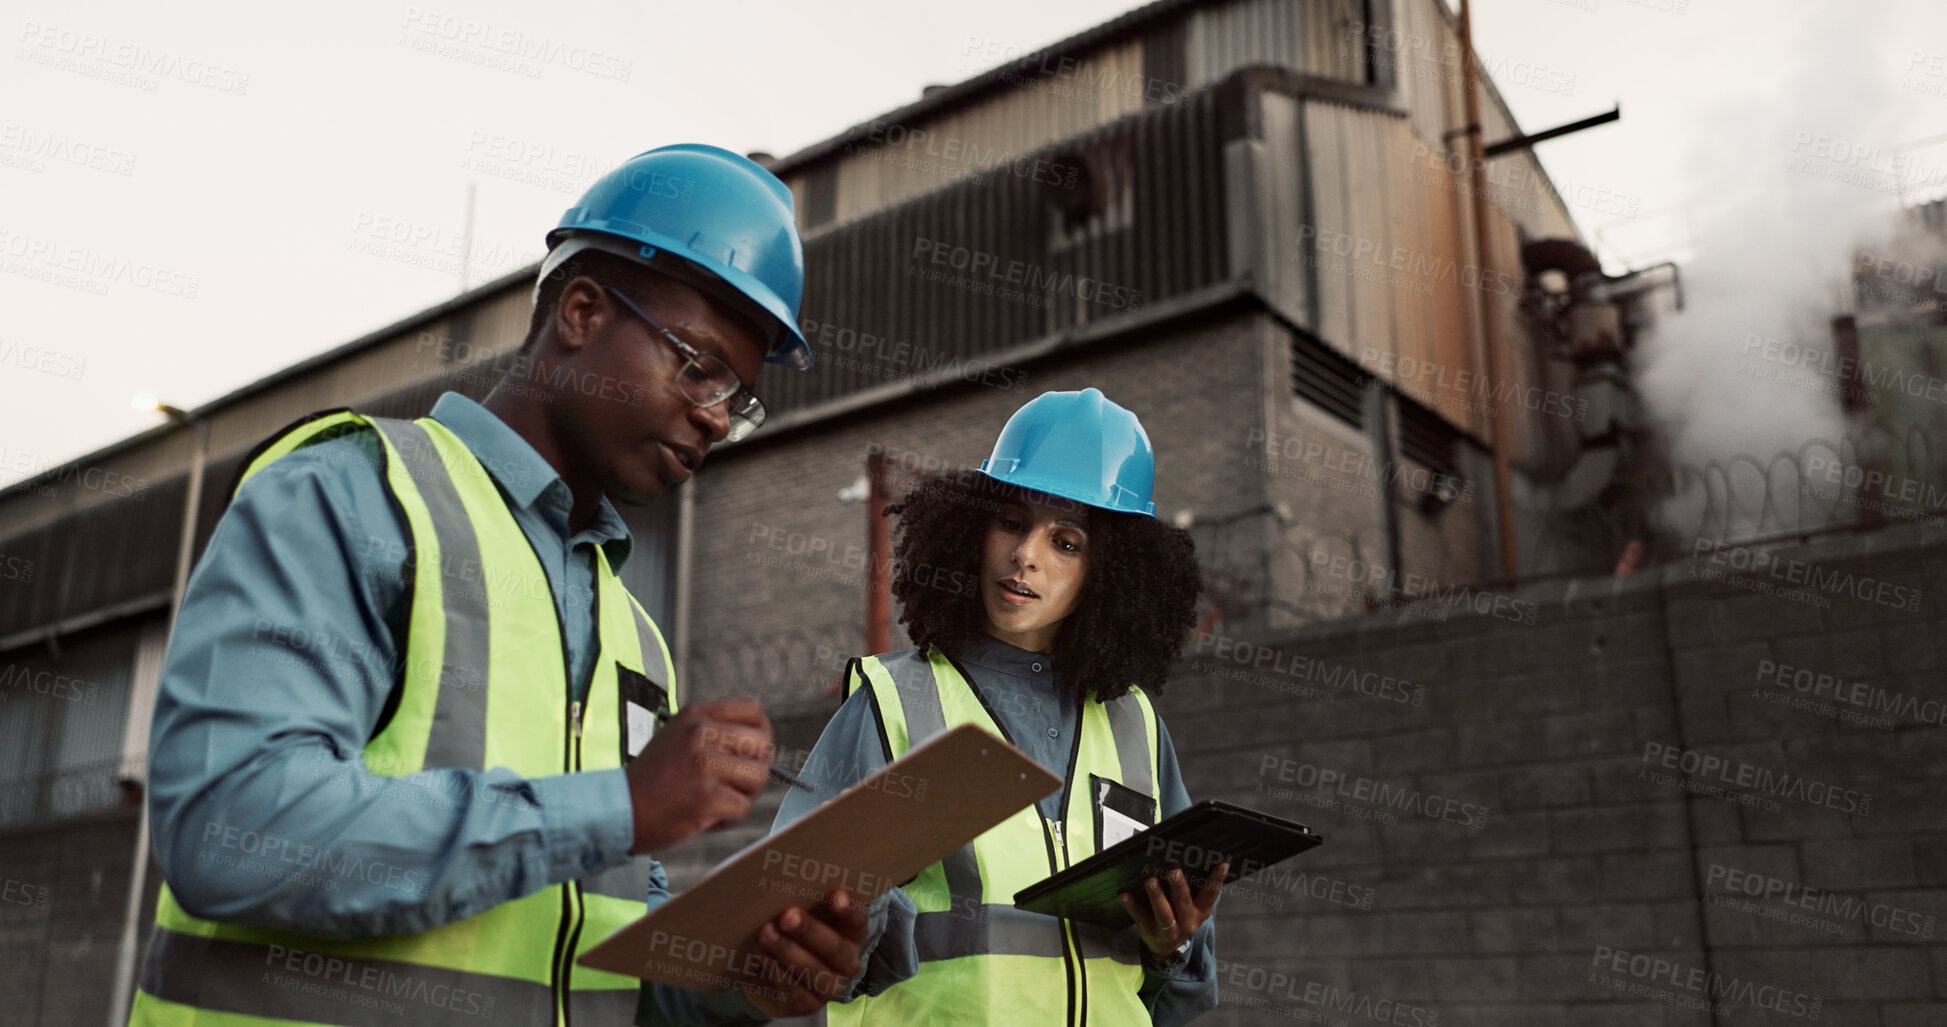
[1013,800,1322,930]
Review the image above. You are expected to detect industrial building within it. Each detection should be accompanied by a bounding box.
[0,0,1679,1022]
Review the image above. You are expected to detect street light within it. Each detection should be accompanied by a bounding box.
[128,393,209,629]
[107,393,209,1027]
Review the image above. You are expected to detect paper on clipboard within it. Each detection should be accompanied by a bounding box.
[577,722,1061,990]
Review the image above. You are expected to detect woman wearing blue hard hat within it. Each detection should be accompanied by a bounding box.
[782,388,1218,1025]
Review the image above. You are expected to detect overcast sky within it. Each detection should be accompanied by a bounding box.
[3,0,1943,487]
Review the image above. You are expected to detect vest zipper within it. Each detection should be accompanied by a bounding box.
[1059,724,1090,1027]
[555,581,599,1027]
[1054,721,1089,1027]
[520,538,589,1027]
[558,699,588,1027]
[946,652,1090,1024]
[550,688,578,1027]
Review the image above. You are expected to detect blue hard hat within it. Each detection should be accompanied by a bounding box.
[545,143,812,371]
[978,388,1157,517]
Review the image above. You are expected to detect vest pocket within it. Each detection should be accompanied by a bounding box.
[1089,773,1156,852]
[615,664,669,762]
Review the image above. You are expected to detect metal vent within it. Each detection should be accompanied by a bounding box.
[1290,335,1366,428]
[1395,394,1461,476]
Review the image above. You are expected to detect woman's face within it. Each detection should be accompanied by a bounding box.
[978,497,1090,654]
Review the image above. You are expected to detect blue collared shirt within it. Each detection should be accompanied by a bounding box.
[147,392,642,938]
[636,636,1220,1026]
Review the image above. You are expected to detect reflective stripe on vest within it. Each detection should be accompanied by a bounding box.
[131,412,673,1027]
[830,647,1159,1027]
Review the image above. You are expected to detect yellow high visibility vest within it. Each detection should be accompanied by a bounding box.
[130,410,675,1027]
[829,647,1162,1026]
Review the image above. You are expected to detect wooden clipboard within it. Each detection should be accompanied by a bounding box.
[577,723,1060,990]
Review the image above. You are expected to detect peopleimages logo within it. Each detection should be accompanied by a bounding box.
[1356,346,1586,423]
[1244,427,1475,504]
[398,8,633,81]
[199,821,431,896]
[1691,538,1922,612]
[1295,226,1524,298]
[0,124,136,176]
[908,238,1144,311]
[1741,331,1947,405]
[1705,862,1936,938]
[1307,551,1540,626]
[1215,958,1440,1027]
[1258,755,1490,830]
[0,229,200,298]
[264,944,494,1018]
[799,316,1028,392]
[1190,632,1425,706]
[2,877,50,909]
[1589,946,1820,1019]
[1754,657,1945,728]
[14,20,251,94]
[1639,742,1872,814]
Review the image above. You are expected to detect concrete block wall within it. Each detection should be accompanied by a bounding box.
[1251,319,1502,636]
[0,809,144,1027]
[1172,521,1947,1026]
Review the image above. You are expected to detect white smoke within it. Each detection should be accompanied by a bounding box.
[1632,3,1947,544]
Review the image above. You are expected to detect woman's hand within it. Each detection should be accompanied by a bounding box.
[740,890,870,1018]
[1119,862,1226,964]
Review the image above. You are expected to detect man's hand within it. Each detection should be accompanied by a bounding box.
[1119,862,1225,964]
[625,698,773,854]
[740,889,871,1018]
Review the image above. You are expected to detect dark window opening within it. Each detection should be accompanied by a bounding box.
[1394,392,1462,477]
[1291,334,1367,429]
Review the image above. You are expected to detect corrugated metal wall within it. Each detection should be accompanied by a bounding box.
[1185,0,1369,86]
[760,80,1232,418]
[0,619,135,825]
[1388,0,1582,244]
[789,0,1394,234]
[817,40,1152,226]
[0,486,178,642]
[1300,96,1562,468]
[1302,99,1478,430]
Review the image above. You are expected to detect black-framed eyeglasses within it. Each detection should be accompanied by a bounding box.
[599,283,766,443]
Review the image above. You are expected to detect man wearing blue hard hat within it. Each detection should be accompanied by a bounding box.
[131,145,866,1027]
[757,389,1223,1025]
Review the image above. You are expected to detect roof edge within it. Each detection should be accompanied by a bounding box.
[0,262,538,499]
[764,0,1198,178]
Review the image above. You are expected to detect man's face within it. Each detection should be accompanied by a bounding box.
[550,275,767,505]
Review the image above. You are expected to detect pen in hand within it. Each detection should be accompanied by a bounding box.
[653,707,814,793]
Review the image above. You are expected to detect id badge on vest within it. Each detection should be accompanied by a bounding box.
[1091,774,1157,850]
[616,664,670,762]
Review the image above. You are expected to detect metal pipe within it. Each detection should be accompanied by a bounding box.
[1459,0,1522,583]
[108,412,207,1027]
[1483,105,1620,158]
[1364,380,1402,604]
[674,472,696,690]
[866,449,892,655]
